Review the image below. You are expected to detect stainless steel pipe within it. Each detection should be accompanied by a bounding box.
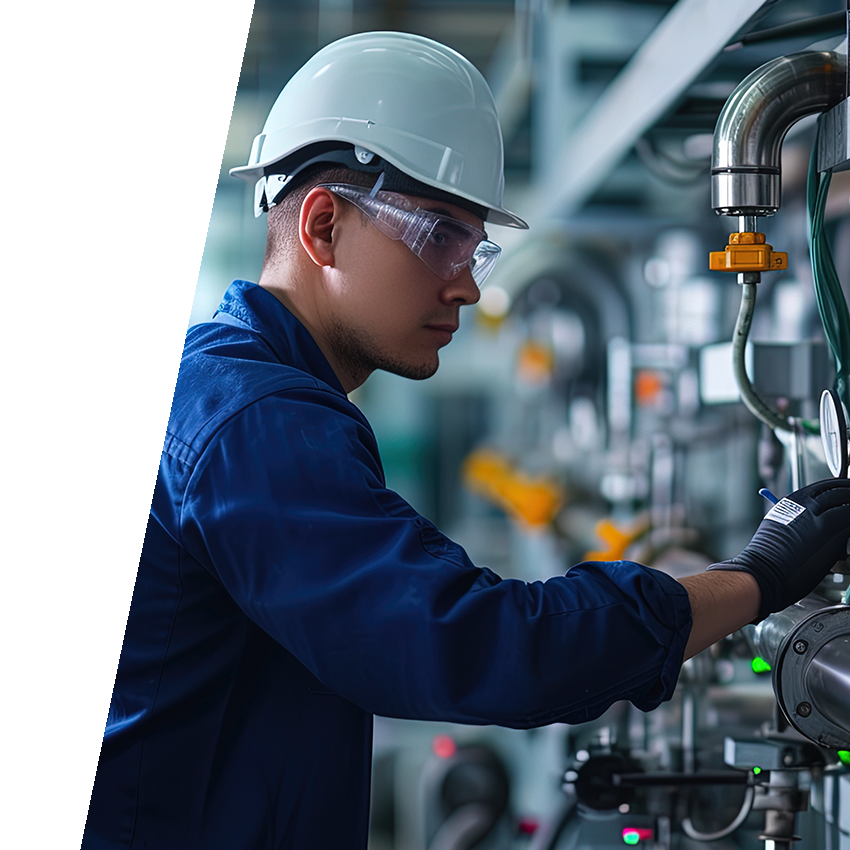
[712,51,847,215]
[806,635,850,734]
[755,601,850,749]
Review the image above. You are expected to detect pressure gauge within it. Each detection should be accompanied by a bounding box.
[819,389,849,478]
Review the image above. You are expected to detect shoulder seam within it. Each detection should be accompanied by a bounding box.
[168,378,361,470]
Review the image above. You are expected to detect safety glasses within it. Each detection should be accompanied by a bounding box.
[318,183,501,286]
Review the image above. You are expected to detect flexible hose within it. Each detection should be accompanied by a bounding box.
[732,283,796,432]
[681,781,755,842]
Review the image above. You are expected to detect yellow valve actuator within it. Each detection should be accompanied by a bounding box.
[709,232,787,273]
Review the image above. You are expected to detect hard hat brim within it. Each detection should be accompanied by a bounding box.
[230,138,528,230]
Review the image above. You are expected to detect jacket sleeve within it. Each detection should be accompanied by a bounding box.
[179,386,692,728]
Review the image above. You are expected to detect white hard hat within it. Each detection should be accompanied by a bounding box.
[230,31,527,229]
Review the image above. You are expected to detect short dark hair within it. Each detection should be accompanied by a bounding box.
[263,165,378,266]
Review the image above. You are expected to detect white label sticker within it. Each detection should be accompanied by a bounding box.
[765,498,806,525]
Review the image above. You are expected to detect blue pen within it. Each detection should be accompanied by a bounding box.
[759,488,779,505]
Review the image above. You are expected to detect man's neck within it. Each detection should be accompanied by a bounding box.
[257,273,366,394]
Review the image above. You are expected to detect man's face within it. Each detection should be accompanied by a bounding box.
[320,194,483,384]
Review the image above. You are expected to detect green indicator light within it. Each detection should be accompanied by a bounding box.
[752,657,771,674]
[838,751,850,766]
[753,767,762,775]
[623,831,640,846]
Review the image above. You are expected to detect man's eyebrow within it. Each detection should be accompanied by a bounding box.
[426,205,482,228]
[419,202,485,231]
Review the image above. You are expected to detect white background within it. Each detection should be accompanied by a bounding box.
[1,2,255,844]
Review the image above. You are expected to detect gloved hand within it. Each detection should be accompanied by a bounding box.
[707,478,850,621]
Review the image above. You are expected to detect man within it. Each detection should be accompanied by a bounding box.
[83,32,850,849]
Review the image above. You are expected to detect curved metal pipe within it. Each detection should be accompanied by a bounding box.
[712,51,846,216]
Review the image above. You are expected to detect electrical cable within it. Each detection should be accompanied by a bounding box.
[681,781,756,842]
[807,125,850,415]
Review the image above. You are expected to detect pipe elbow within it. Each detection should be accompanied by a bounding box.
[711,51,847,216]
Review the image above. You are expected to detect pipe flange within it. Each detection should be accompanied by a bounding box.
[773,605,850,749]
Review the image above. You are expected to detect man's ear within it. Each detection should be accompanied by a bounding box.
[299,187,339,267]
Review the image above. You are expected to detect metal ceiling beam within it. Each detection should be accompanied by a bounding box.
[527,0,779,223]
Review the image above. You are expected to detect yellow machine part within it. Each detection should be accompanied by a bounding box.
[462,449,563,528]
[516,340,555,384]
[583,517,650,562]
[709,231,788,273]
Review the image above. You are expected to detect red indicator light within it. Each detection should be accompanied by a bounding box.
[517,818,539,835]
[432,734,456,758]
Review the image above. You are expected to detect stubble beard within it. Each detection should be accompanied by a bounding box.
[327,321,439,384]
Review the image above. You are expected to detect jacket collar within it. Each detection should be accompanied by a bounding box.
[213,280,346,395]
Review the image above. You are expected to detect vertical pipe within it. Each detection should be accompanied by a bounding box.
[682,690,695,774]
[739,215,757,234]
[846,0,849,98]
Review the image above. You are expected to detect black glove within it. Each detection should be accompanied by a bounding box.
[707,478,850,621]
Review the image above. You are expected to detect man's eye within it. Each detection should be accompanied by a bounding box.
[430,221,467,248]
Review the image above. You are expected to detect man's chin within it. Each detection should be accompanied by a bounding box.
[383,355,440,382]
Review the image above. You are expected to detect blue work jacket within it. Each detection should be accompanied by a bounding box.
[83,280,692,849]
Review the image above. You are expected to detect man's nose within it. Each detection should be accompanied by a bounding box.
[441,268,481,306]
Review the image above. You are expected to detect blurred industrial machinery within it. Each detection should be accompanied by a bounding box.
[208,1,850,848]
[386,4,850,849]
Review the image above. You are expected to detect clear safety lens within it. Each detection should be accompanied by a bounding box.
[320,184,501,285]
